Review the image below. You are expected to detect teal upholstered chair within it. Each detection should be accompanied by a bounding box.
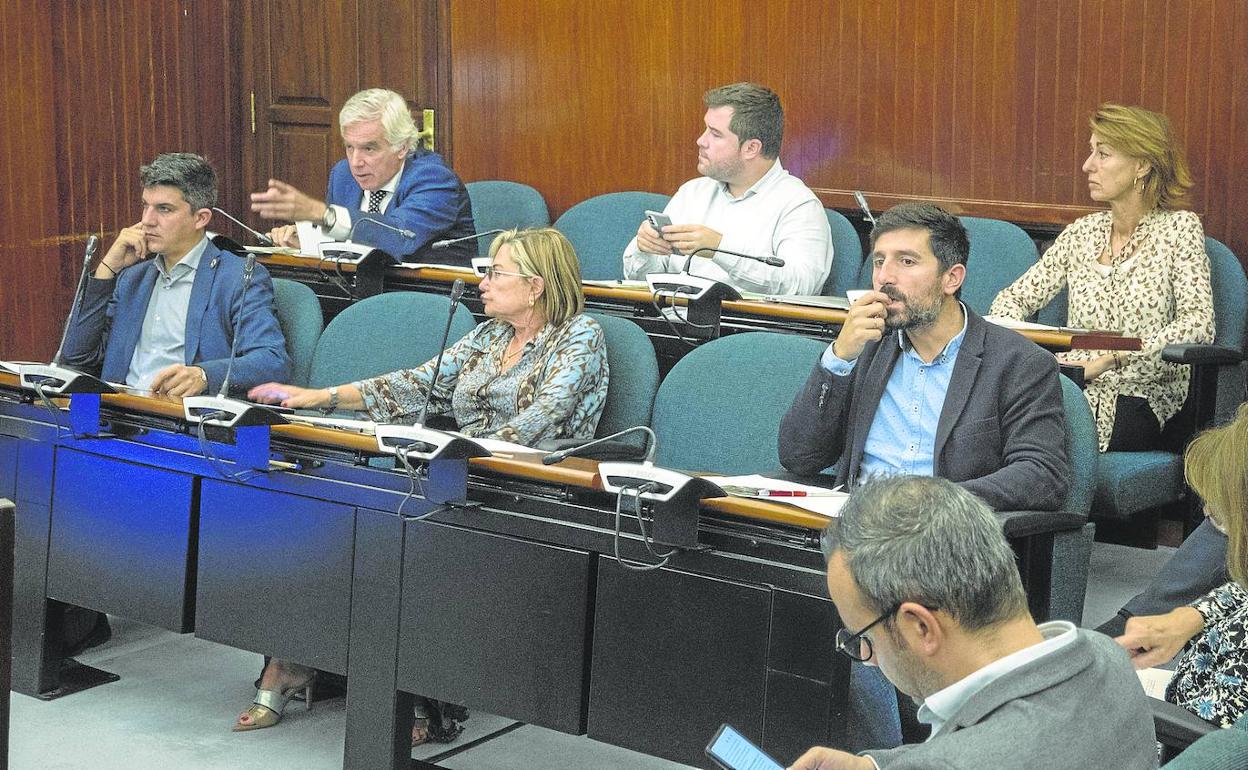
[587,313,659,443]
[1158,706,1246,766]
[465,181,551,256]
[821,208,865,297]
[651,331,828,475]
[307,292,476,388]
[1093,236,1247,541]
[270,278,324,387]
[853,215,1038,317]
[554,191,671,281]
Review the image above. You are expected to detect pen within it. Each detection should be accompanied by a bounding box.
[755,489,843,497]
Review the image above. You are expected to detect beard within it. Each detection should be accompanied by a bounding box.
[880,283,944,332]
[698,153,745,184]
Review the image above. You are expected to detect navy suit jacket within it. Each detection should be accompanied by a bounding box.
[327,148,476,265]
[60,240,290,395]
[778,308,1071,511]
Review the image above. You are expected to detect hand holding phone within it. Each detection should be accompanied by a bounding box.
[644,210,682,256]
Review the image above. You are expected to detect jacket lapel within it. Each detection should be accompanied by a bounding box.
[934,311,985,459]
[183,244,220,364]
[848,337,903,481]
[114,264,160,367]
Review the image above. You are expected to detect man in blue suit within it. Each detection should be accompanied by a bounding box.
[252,88,476,265]
[62,153,290,397]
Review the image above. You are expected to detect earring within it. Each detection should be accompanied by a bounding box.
[1135,175,1145,192]
[528,295,535,307]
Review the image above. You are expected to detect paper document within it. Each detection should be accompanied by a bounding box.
[1137,667,1175,700]
[582,279,650,289]
[762,295,850,310]
[703,473,849,517]
[284,413,377,435]
[450,433,534,457]
[244,246,302,256]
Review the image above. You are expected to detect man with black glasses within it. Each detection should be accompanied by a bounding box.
[789,476,1154,770]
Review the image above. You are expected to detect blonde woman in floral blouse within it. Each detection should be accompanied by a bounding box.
[1116,403,1248,728]
[990,104,1214,451]
[241,228,608,742]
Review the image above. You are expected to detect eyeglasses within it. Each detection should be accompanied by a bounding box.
[835,603,938,662]
[481,265,529,281]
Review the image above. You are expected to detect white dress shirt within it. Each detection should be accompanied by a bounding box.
[125,236,210,388]
[621,159,833,295]
[324,160,404,241]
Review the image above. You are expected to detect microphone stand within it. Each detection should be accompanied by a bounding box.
[432,228,505,252]
[372,279,490,503]
[183,254,289,436]
[644,247,785,340]
[317,216,415,295]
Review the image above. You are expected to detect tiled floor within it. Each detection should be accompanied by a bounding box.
[8,539,1176,770]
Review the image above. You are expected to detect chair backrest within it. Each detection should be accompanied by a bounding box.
[822,208,865,297]
[270,278,324,387]
[1060,374,1098,515]
[852,215,1038,316]
[652,332,828,474]
[587,313,659,440]
[465,181,551,257]
[554,191,671,280]
[308,292,477,387]
[1205,236,1248,352]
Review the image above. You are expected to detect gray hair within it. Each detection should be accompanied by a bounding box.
[339,88,420,152]
[139,152,218,212]
[821,476,1028,632]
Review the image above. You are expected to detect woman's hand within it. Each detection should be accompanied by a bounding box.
[1115,606,1205,668]
[1055,352,1117,381]
[247,382,329,410]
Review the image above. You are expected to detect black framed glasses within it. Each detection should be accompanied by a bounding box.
[835,603,938,662]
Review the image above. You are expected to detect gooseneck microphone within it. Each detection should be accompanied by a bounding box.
[683,246,784,274]
[542,425,657,466]
[217,254,258,398]
[415,278,467,428]
[853,191,876,226]
[52,234,100,366]
[211,207,275,246]
[346,216,416,242]
[431,229,505,250]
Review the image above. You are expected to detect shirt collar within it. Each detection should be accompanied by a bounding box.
[155,235,209,280]
[917,620,1078,738]
[716,158,784,201]
[898,301,968,364]
[379,158,406,195]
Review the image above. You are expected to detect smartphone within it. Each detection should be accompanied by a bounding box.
[705,723,785,770]
[644,209,682,256]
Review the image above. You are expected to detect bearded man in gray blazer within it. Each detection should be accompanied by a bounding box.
[779,203,1069,512]
[790,476,1155,770]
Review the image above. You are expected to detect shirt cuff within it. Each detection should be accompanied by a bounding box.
[859,753,882,770]
[820,343,856,375]
[326,205,352,241]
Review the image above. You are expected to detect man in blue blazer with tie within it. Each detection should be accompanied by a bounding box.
[252,88,476,265]
[62,153,290,397]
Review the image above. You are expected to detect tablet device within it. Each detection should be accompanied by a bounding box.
[706,723,785,770]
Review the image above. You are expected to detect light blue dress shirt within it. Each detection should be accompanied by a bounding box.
[124,236,209,388]
[821,304,968,482]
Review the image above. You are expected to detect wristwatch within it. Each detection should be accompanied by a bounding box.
[321,205,337,231]
[323,386,340,414]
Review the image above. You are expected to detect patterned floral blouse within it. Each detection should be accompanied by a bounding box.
[989,209,1215,451]
[354,315,608,447]
[1168,581,1248,728]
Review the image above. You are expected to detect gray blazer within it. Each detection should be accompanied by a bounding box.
[868,630,1157,769]
[778,308,1070,511]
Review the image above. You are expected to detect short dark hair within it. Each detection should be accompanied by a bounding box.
[869,203,970,273]
[703,82,784,158]
[139,152,218,212]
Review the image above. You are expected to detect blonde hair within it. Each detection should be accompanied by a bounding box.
[1185,402,1248,586]
[339,88,420,152]
[1089,103,1193,210]
[487,228,585,326]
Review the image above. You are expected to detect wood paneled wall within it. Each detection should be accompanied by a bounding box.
[449,0,1248,253]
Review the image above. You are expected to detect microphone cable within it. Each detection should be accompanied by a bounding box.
[612,480,679,572]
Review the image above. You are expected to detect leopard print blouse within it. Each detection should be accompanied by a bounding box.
[990,209,1215,451]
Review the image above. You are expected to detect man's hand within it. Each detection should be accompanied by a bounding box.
[1115,607,1205,669]
[661,223,723,256]
[833,291,889,362]
[789,746,876,770]
[1056,352,1116,382]
[250,179,327,223]
[268,224,301,249]
[149,365,208,398]
[636,219,674,256]
[96,223,149,278]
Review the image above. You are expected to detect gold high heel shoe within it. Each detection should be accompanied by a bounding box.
[232,674,315,732]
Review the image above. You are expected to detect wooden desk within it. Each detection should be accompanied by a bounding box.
[257,253,1142,354]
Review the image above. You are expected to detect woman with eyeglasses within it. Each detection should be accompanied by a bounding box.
[1116,402,1248,730]
[241,227,608,742]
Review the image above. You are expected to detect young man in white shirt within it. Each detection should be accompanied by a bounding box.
[622,82,832,295]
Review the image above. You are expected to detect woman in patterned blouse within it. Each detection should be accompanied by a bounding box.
[238,228,608,740]
[1115,403,1248,727]
[990,104,1214,452]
